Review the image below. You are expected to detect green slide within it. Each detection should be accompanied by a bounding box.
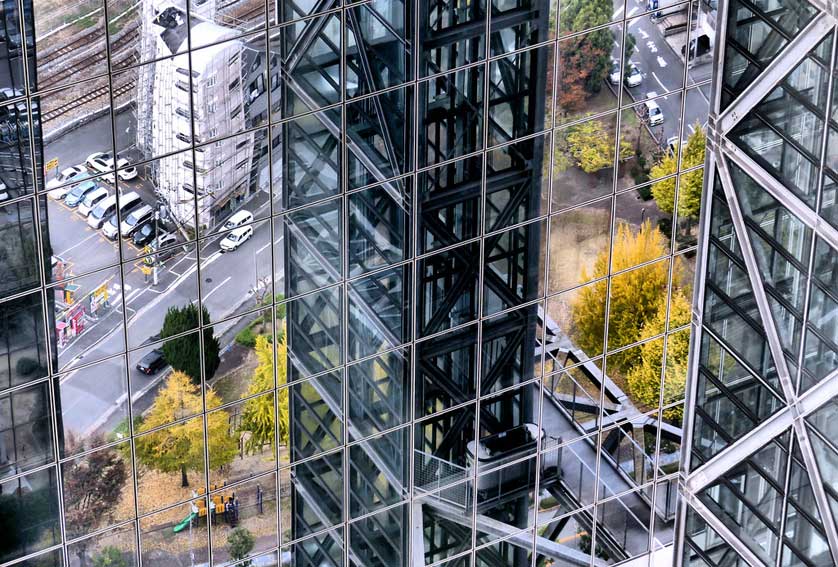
[173,512,197,533]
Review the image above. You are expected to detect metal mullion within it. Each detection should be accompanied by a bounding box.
[718,12,833,134]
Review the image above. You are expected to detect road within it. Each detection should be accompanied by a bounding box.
[613,0,712,144]
[41,114,278,440]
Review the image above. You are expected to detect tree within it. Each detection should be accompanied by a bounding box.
[92,547,128,567]
[564,119,633,174]
[240,335,289,453]
[571,221,673,368]
[134,371,237,487]
[160,303,221,384]
[556,0,614,111]
[626,291,692,422]
[650,124,706,218]
[62,438,127,566]
[623,33,637,67]
[227,527,256,566]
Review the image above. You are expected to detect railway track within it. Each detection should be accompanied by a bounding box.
[39,27,140,90]
[42,80,136,123]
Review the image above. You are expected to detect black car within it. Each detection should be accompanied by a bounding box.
[136,349,166,375]
[133,220,157,246]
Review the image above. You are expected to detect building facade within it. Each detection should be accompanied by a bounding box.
[677,0,838,565]
[0,0,728,565]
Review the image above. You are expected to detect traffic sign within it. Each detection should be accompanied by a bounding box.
[45,158,59,172]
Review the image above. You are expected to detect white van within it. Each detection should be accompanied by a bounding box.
[101,192,142,238]
[120,204,153,237]
[78,187,109,217]
[87,194,118,229]
[221,209,253,231]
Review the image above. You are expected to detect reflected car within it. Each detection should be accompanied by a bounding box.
[46,165,87,193]
[64,180,98,208]
[78,187,109,217]
[104,157,138,182]
[609,60,620,85]
[0,181,7,201]
[136,349,167,375]
[221,209,253,231]
[120,204,154,237]
[645,92,664,126]
[625,64,642,87]
[102,214,120,240]
[133,221,176,247]
[220,225,253,252]
[86,151,112,175]
[667,136,683,156]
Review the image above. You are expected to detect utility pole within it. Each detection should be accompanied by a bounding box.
[152,208,160,286]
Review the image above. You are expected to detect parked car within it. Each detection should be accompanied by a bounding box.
[609,60,620,85]
[101,192,142,238]
[64,180,98,208]
[133,221,176,247]
[86,151,112,175]
[220,225,253,251]
[0,181,8,202]
[78,187,109,217]
[644,92,664,126]
[136,349,166,375]
[104,157,138,182]
[625,63,643,87]
[120,204,154,237]
[221,209,253,231]
[46,165,87,193]
[88,194,118,229]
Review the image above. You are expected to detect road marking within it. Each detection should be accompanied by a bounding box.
[612,5,624,18]
[204,276,232,302]
[656,55,667,67]
[639,29,649,39]
[56,230,100,256]
[646,40,658,53]
[124,288,144,304]
[627,6,639,17]
[652,72,667,91]
[256,241,271,254]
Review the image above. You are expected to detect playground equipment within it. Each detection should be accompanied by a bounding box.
[172,483,240,533]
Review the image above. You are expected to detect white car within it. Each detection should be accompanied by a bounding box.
[86,152,112,175]
[644,92,664,126]
[625,64,643,87]
[220,225,253,252]
[221,209,254,231]
[104,157,138,183]
[609,60,620,85]
[102,214,120,240]
[46,165,87,193]
[0,181,8,201]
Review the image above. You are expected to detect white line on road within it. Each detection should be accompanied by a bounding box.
[203,276,232,301]
[124,287,145,305]
[652,72,667,91]
[56,231,99,256]
[656,55,668,68]
[612,5,624,18]
[256,241,271,254]
[627,6,639,17]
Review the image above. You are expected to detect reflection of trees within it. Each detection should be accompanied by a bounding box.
[558,0,614,113]
[556,119,632,174]
[240,334,288,452]
[134,372,237,487]
[651,124,706,220]
[569,221,691,420]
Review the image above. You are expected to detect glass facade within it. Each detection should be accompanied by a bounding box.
[679,0,838,566]
[0,0,715,564]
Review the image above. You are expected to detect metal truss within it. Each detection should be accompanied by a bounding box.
[680,0,838,565]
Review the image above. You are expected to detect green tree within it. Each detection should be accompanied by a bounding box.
[626,291,692,422]
[571,221,673,368]
[557,0,614,111]
[564,119,633,174]
[227,527,256,566]
[92,546,128,567]
[61,439,127,566]
[650,124,706,218]
[160,303,221,384]
[134,371,237,487]
[623,33,637,67]
[240,334,289,452]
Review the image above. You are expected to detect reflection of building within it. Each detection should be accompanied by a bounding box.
[678,1,838,565]
[0,0,62,562]
[141,1,255,230]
